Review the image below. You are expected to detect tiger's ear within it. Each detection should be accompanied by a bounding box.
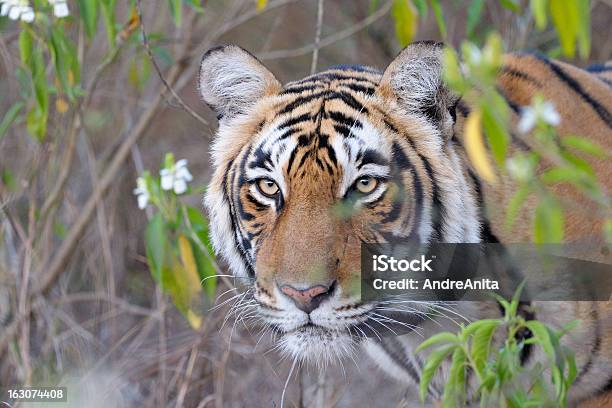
[379,41,458,139]
[198,45,282,121]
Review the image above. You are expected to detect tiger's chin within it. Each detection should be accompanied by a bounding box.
[277,325,357,367]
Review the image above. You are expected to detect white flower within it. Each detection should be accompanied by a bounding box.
[48,0,68,18]
[517,100,561,134]
[1,0,35,22]
[160,159,193,195]
[133,177,150,210]
[506,155,534,182]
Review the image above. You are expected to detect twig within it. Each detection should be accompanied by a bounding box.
[257,0,392,60]
[39,41,125,222]
[310,0,325,75]
[175,344,199,408]
[135,0,208,128]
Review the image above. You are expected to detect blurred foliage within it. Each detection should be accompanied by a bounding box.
[0,2,609,401]
[417,284,579,407]
[139,153,217,329]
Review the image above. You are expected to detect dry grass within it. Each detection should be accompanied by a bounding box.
[0,0,611,407]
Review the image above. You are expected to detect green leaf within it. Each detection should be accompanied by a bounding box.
[562,135,605,157]
[78,0,99,39]
[185,206,217,298]
[168,0,182,27]
[0,102,24,141]
[470,320,500,375]
[26,105,47,142]
[49,26,79,100]
[531,0,548,29]
[429,0,446,38]
[145,213,169,281]
[533,196,564,243]
[145,214,204,329]
[506,183,531,230]
[463,318,501,337]
[31,48,48,114]
[540,167,585,185]
[482,102,510,166]
[100,0,117,49]
[1,168,17,191]
[525,320,555,360]
[419,344,455,401]
[416,332,458,352]
[466,0,485,38]
[392,0,418,47]
[184,0,205,13]
[18,29,33,67]
[549,0,579,58]
[442,348,466,407]
[499,0,520,12]
[412,0,427,16]
[576,0,590,59]
[128,53,151,91]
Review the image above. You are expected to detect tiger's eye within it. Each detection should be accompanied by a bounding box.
[256,178,280,197]
[356,177,378,194]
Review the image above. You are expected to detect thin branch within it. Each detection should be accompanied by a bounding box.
[135,0,208,128]
[39,41,125,222]
[257,0,392,60]
[310,0,325,75]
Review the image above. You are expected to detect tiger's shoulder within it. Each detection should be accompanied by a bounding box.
[456,53,612,243]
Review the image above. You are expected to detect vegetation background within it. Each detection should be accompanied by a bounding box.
[0,0,610,407]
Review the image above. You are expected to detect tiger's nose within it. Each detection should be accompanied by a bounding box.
[279,281,336,313]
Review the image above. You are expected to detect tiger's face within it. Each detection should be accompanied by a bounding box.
[199,43,481,365]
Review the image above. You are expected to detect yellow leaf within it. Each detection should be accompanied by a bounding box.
[178,235,204,329]
[465,109,497,183]
[186,309,202,330]
[55,98,69,114]
[256,0,267,11]
[178,235,202,292]
[392,0,418,47]
[68,70,75,87]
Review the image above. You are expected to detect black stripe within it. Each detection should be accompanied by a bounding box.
[340,82,376,95]
[357,149,389,169]
[601,376,612,393]
[223,158,255,278]
[457,101,470,118]
[299,72,379,85]
[379,338,421,384]
[328,110,363,129]
[274,128,301,143]
[326,91,369,114]
[419,155,444,242]
[279,91,327,114]
[245,193,268,211]
[278,113,312,129]
[333,124,355,138]
[281,84,322,95]
[536,54,612,127]
[390,142,423,237]
[317,133,337,166]
[575,305,602,384]
[236,146,256,222]
[249,145,273,171]
[497,86,521,114]
[500,67,542,87]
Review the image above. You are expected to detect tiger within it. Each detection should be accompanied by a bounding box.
[197,42,612,406]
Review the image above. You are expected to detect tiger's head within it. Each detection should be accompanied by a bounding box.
[199,42,481,365]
